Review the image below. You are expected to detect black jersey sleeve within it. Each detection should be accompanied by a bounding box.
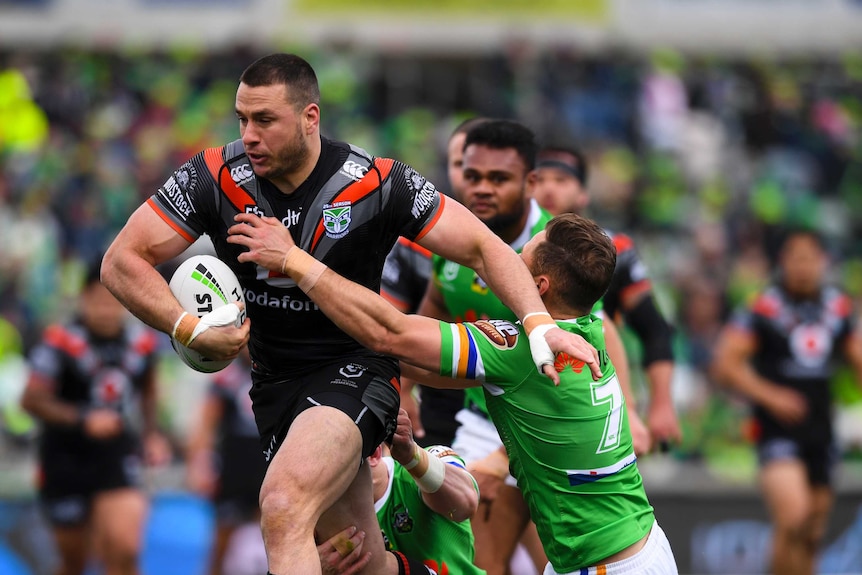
[147,151,216,243]
[381,161,443,242]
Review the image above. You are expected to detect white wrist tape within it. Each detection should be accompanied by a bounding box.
[187,304,242,345]
[403,445,423,471]
[414,451,446,493]
[527,323,556,374]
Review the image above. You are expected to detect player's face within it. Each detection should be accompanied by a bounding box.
[780,235,828,297]
[236,82,314,184]
[80,282,127,338]
[446,132,468,199]
[530,167,589,216]
[461,144,529,237]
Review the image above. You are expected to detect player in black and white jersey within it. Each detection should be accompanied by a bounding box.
[713,228,862,575]
[101,53,602,575]
[20,259,170,575]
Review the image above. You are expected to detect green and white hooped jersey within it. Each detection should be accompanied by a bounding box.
[375,451,485,575]
[437,316,655,572]
[431,200,552,415]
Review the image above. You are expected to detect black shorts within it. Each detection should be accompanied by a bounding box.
[214,435,268,524]
[757,436,838,487]
[250,359,400,465]
[38,443,143,526]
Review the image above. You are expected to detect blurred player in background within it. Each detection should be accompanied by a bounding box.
[19,259,171,575]
[529,144,680,449]
[383,116,487,447]
[712,228,862,575]
[280,212,678,574]
[102,52,600,575]
[186,346,267,575]
[318,408,484,575]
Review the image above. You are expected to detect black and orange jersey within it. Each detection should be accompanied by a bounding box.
[381,237,433,313]
[28,319,159,454]
[149,137,444,377]
[729,284,856,443]
[602,231,652,320]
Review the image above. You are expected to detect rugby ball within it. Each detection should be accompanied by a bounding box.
[168,254,246,373]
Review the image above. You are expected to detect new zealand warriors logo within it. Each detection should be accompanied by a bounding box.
[323,202,352,239]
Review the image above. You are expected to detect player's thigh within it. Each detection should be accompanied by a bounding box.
[520,519,549,569]
[472,483,532,568]
[261,406,364,518]
[91,487,148,557]
[759,456,811,528]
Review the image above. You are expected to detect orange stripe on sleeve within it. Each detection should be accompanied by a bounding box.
[203,147,255,212]
[413,194,446,243]
[146,198,197,243]
[456,324,471,377]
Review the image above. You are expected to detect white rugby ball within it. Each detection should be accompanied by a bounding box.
[168,254,246,373]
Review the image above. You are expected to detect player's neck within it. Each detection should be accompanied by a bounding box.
[272,136,322,196]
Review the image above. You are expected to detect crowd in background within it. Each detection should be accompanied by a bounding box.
[1,43,862,484]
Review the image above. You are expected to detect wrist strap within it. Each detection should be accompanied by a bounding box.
[172,311,200,347]
[403,445,423,471]
[282,247,327,292]
[522,311,554,335]
[412,452,446,493]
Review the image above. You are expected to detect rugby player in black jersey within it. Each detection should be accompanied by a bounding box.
[20,260,170,575]
[713,229,862,575]
[101,53,602,575]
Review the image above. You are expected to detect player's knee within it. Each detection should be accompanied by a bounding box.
[259,489,314,535]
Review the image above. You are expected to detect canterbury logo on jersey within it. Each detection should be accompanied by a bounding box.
[230,163,255,186]
[340,160,368,181]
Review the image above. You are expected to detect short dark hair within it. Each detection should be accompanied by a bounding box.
[463,119,538,171]
[239,53,320,109]
[450,116,489,140]
[531,213,616,314]
[536,145,589,186]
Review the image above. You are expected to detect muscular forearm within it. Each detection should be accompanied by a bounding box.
[469,237,549,323]
[282,249,443,371]
[645,360,674,407]
[20,385,81,427]
[421,465,479,522]
[102,246,185,335]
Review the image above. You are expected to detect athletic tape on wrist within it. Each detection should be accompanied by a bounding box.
[172,311,200,347]
[413,451,446,493]
[527,323,556,373]
[282,247,326,292]
[522,311,554,335]
[403,445,423,471]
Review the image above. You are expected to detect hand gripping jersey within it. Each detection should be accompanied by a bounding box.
[149,137,443,377]
[28,319,159,454]
[729,284,857,444]
[438,316,654,572]
[376,452,485,575]
[431,200,552,415]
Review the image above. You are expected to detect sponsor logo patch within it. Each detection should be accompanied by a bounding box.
[340,160,368,182]
[159,172,195,219]
[473,319,519,349]
[230,163,255,186]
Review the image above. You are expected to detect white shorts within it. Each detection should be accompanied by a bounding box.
[451,408,519,488]
[543,521,678,575]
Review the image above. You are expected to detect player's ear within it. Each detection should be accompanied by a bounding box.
[302,103,320,135]
[535,275,551,297]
